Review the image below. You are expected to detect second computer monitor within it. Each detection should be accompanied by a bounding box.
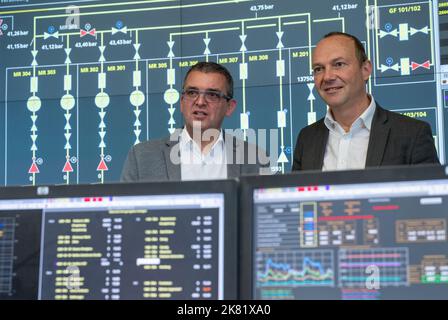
[240,165,448,300]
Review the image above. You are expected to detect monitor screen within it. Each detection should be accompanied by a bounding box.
[240,165,448,300]
[0,180,237,300]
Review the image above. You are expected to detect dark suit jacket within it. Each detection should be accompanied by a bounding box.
[121,131,271,182]
[292,105,439,171]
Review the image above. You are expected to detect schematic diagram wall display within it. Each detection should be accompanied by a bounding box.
[0,0,443,185]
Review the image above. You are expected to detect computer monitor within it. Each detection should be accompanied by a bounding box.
[239,165,448,300]
[0,180,237,300]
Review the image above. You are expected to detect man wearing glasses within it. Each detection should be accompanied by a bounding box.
[121,61,269,182]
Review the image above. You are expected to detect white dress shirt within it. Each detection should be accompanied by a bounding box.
[179,128,228,181]
[322,97,376,171]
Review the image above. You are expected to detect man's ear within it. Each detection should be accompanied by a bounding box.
[225,99,237,117]
[362,60,372,81]
[179,95,186,114]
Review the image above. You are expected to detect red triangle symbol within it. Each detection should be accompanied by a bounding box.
[422,60,430,69]
[28,162,39,174]
[63,160,74,173]
[97,158,108,171]
[411,62,419,71]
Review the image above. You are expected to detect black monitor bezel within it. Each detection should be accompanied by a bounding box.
[0,179,238,300]
[238,164,447,299]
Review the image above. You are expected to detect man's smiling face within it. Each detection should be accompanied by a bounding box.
[312,35,372,113]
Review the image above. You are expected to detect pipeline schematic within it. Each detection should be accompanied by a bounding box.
[0,0,443,185]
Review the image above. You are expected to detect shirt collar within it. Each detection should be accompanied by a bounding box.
[324,95,376,132]
[359,95,376,131]
[180,127,224,153]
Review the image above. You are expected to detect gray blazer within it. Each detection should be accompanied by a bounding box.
[292,105,440,171]
[121,131,270,182]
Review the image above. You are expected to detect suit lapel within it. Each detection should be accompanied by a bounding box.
[163,135,181,181]
[312,122,328,170]
[365,105,390,167]
[225,134,240,179]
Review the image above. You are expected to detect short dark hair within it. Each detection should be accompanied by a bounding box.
[323,32,368,65]
[183,61,234,99]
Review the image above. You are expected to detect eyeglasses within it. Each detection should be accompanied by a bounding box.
[182,88,231,103]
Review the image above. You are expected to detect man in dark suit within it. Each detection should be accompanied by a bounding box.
[292,32,439,171]
[121,61,270,182]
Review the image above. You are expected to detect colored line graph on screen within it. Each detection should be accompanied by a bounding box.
[257,249,335,287]
[338,247,409,288]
